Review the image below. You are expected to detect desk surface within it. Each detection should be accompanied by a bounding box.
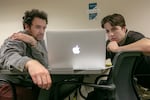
[0,59,112,75]
[0,67,111,75]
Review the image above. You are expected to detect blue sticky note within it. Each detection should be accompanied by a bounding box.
[89,3,97,10]
[89,13,97,20]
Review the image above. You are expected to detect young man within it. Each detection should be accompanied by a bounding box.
[101,13,150,89]
[0,9,82,100]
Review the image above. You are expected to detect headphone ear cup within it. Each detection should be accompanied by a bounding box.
[24,17,31,24]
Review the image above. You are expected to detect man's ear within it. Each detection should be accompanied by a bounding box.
[122,26,127,32]
[24,23,30,30]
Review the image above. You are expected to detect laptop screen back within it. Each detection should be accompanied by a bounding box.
[46,29,106,70]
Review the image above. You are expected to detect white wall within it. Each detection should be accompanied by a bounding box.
[0,0,101,45]
[0,0,150,45]
[101,0,150,37]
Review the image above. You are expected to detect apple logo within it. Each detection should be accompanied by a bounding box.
[72,45,80,54]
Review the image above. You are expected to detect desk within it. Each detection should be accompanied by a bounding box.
[0,68,110,75]
[0,68,111,100]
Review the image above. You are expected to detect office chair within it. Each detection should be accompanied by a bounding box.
[110,51,142,100]
[53,76,115,100]
[83,51,142,100]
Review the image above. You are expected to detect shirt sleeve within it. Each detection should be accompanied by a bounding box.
[0,39,32,72]
[125,31,145,44]
[30,40,49,67]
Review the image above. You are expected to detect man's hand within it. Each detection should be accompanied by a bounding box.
[107,41,119,52]
[25,60,52,90]
[11,33,37,47]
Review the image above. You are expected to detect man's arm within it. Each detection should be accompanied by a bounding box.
[11,32,37,47]
[0,39,31,71]
[1,38,51,90]
[25,59,51,90]
[10,32,49,67]
[107,38,150,55]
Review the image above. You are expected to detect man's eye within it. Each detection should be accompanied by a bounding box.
[106,30,109,33]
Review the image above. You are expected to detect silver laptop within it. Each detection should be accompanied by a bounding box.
[46,29,106,71]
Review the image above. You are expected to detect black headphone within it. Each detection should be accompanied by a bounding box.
[23,16,32,24]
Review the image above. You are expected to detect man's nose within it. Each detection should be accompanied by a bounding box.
[108,31,114,36]
[40,28,45,33]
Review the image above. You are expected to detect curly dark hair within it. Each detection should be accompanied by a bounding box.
[22,9,48,29]
[101,13,126,28]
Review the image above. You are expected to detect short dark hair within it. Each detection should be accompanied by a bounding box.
[22,9,48,29]
[101,13,126,28]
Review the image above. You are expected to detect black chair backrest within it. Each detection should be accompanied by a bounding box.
[110,51,142,100]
